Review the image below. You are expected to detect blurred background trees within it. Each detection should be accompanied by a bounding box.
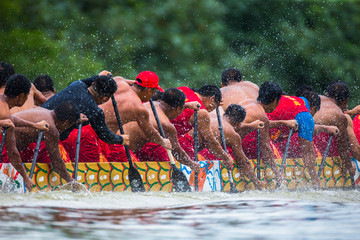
[1,0,359,106]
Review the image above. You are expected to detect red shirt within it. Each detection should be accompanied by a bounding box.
[170,86,206,137]
[267,95,309,142]
[353,115,360,144]
[267,95,309,121]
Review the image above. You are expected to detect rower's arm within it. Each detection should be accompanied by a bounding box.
[335,114,354,175]
[10,116,49,130]
[137,107,171,150]
[32,84,47,106]
[164,123,199,172]
[313,124,338,136]
[269,119,298,130]
[44,130,73,183]
[197,110,233,170]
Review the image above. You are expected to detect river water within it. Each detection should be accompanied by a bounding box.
[0,189,359,240]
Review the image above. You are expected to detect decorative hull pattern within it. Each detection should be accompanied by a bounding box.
[0,157,357,193]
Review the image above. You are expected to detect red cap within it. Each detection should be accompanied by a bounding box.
[135,71,164,92]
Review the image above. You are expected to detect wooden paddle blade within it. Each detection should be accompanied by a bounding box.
[128,164,145,192]
[170,164,191,192]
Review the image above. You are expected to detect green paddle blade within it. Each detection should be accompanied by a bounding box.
[170,163,191,192]
[128,163,145,192]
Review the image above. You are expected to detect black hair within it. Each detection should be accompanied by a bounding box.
[93,75,118,98]
[0,62,15,88]
[194,84,222,104]
[295,86,321,112]
[54,101,80,123]
[325,81,350,103]
[4,74,31,98]
[257,81,282,105]
[224,104,246,124]
[33,74,55,92]
[161,88,186,108]
[221,68,242,86]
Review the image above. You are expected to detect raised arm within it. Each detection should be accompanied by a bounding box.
[32,84,47,106]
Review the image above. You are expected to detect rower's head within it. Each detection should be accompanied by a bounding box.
[257,81,282,113]
[4,74,31,107]
[221,68,242,87]
[224,104,246,127]
[33,74,56,99]
[159,88,186,119]
[54,101,81,128]
[325,81,350,111]
[195,84,222,112]
[91,75,118,105]
[0,62,15,88]
[134,71,164,102]
[296,86,321,116]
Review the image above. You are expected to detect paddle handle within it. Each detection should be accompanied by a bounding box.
[257,129,261,179]
[194,109,199,191]
[73,122,83,181]
[317,135,333,177]
[111,96,133,164]
[279,128,293,174]
[216,107,237,192]
[29,130,44,179]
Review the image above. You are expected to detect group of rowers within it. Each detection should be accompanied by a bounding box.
[0,61,359,192]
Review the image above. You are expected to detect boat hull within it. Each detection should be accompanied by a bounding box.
[0,156,357,193]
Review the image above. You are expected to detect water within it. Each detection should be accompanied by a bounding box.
[0,189,359,240]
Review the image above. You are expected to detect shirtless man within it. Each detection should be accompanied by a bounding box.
[99,71,171,161]
[170,85,234,170]
[13,101,86,185]
[33,74,56,100]
[123,88,200,172]
[313,81,356,177]
[0,74,48,192]
[220,68,259,111]
[202,104,264,190]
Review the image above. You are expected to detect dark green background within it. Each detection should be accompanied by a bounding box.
[1,0,359,107]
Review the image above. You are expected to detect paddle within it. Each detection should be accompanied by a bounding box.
[317,135,333,177]
[0,128,8,160]
[29,130,44,181]
[73,122,83,182]
[111,95,145,192]
[216,107,238,193]
[194,108,199,192]
[276,128,293,188]
[257,129,261,179]
[149,99,191,192]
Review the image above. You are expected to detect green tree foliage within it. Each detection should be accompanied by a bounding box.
[0,0,359,106]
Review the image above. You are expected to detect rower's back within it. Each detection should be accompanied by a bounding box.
[219,68,259,111]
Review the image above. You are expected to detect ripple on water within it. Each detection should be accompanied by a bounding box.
[0,189,359,239]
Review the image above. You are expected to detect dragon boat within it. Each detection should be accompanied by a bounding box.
[0,156,359,193]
